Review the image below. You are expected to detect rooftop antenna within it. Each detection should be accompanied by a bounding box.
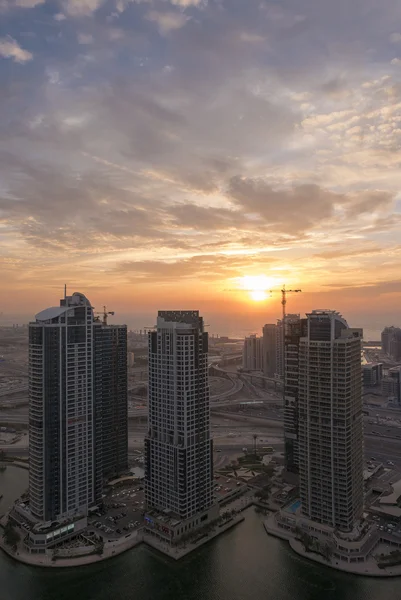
[64,284,67,300]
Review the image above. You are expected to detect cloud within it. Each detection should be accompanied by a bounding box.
[391,57,401,65]
[63,0,104,17]
[238,31,267,43]
[322,279,401,296]
[169,202,240,230]
[146,10,189,34]
[0,36,32,63]
[228,178,337,234]
[313,244,388,260]
[77,33,94,44]
[0,153,173,253]
[3,0,401,310]
[344,190,393,217]
[15,0,44,5]
[169,0,205,6]
[0,0,44,7]
[390,33,401,43]
[116,252,276,283]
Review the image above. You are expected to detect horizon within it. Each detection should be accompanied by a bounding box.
[1,0,401,334]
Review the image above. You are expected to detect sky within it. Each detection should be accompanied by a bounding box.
[1,0,401,335]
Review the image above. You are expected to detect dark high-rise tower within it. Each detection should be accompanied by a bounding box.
[28,292,127,523]
[94,324,128,481]
[283,314,307,474]
[262,324,277,377]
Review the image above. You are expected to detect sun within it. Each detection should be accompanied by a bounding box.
[239,275,279,302]
[250,290,268,302]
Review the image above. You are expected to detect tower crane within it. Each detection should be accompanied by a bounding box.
[268,285,302,325]
[94,306,115,325]
[225,283,302,400]
[225,283,302,323]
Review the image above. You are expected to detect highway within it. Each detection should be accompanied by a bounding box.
[4,431,401,463]
[0,386,28,398]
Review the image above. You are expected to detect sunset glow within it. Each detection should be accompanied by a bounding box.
[1,0,401,334]
[250,290,269,302]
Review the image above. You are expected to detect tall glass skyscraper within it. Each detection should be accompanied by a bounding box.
[145,311,214,526]
[29,292,127,523]
[283,314,307,474]
[298,310,364,532]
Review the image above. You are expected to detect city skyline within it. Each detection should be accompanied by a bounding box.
[1,0,401,323]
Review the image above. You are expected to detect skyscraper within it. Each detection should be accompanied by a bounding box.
[145,311,216,539]
[283,314,307,474]
[262,324,277,377]
[390,329,401,362]
[382,366,401,405]
[381,326,401,360]
[243,334,263,371]
[298,310,364,532]
[381,326,395,355]
[275,319,284,379]
[94,324,128,480]
[28,292,127,523]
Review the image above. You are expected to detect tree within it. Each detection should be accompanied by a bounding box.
[299,532,312,552]
[322,543,333,562]
[95,540,104,555]
[3,521,20,551]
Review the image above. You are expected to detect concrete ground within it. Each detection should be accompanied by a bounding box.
[89,484,146,540]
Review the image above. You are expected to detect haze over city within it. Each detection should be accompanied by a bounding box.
[1,0,401,333]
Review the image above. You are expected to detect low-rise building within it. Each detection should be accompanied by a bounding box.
[363,362,383,387]
[382,367,401,404]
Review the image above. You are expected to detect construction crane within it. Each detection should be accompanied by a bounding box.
[268,285,302,325]
[225,283,302,323]
[225,283,302,402]
[94,306,115,325]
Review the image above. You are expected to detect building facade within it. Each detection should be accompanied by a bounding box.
[298,310,364,532]
[382,366,401,404]
[28,292,127,523]
[94,324,128,480]
[145,311,214,523]
[362,362,383,387]
[283,315,307,474]
[262,324,277,377]
[243,334,264,371]
[390,329,401,362]
[275,320,284,379]
[381,326,401,361]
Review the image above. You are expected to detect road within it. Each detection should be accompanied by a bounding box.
[5,432,401,462]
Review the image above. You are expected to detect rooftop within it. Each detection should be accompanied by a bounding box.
[35,306,67,322]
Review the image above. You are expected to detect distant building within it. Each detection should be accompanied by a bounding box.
[390,330,401,362]
[144,311,217,542]
[262,324,277,377]
[284,314,307,474]
[243,334,263,371]
[298,310,364,532]
[381,326,401,361]
[128,351,135,367]
[382,366,401,404]
[363,362,383,387]
[275,320,284,379]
